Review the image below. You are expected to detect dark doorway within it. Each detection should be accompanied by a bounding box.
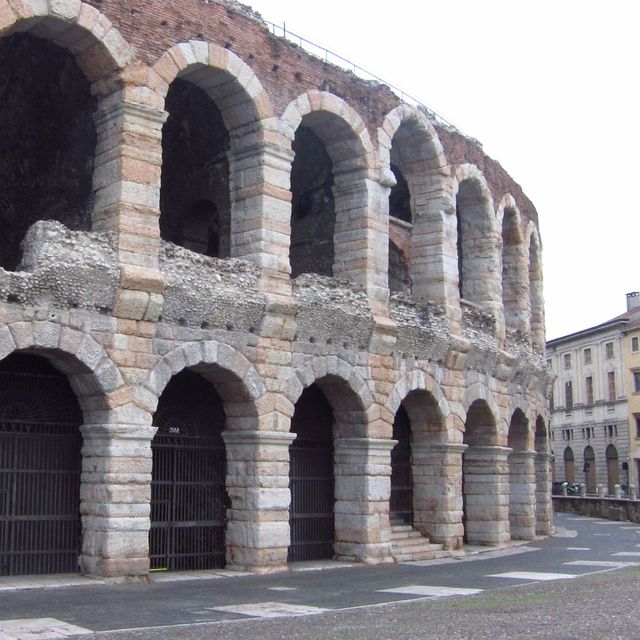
[390,405,413,525]
[0,34,96,271]
[0,353,82,576]
[288,385,334,562]
[150,370,227,570]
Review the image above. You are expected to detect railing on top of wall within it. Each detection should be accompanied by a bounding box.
[263,19,463,134]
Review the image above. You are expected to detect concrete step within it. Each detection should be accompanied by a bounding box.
[390,524,445,562]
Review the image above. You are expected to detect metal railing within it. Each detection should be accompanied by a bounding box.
[263,19,461,132]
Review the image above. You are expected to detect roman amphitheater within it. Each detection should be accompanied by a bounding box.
[0,0,552,577]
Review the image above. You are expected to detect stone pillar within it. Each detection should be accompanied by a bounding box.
[508,450,536,540]
[229,135,295,299]
[79,424,156,578]
[535,451,554,535]
[412,443,467,549]
[334,438,395,564]
[462,445,511,545]
[222,430,295,573]
[92,84,167,324]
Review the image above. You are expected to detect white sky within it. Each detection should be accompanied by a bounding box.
[247,0,639,340]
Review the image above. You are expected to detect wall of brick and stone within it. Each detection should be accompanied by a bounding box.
[0,0,553,577]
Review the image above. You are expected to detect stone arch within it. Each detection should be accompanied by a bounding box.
[507,408,535,540]
[0,1,134,85]
[379,105,453,304]
[461,394,509,545]
[527,223,545,351]
[459,383,502,437]
[142,340,266,432]
[284,355,375,438]
[282,91,383,303]
[0,5,134,270]
[152,41,279,267]
[152,42,273,129]
[0,321,123,422]
[454,164,501,321]
[534,415,548,453]
[498,194,529,335]
[386,369,451,441]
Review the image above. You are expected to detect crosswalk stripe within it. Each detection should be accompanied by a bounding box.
[378,586,483,597]
[488,571,576,581]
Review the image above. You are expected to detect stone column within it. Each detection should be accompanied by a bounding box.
[535,451,554,536]
[334,438,395,564]
[92,85,167,324]
[508,450,536,540]
[229,134,295,299]
[222,430,296,573]
[412,443,467,550]
[462,445,511,545]
[79,423,156,578]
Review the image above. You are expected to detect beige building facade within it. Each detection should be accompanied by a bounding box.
[0,0,551,578]
[547,292,640,495]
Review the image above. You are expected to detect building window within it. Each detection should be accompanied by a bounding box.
[565,381,573,409]
[585,376,593,405]
[632,336,639,352]
[636,415,640,438]
[564,353,571,369]
[634,370,640,393]
[584,348,592,364]
[607,371,616,402]
[550,390,554,412]
[605,342,614,359]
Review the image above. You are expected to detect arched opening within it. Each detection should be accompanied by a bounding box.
[389,164,412,223]
[606,444,619,495]
[390,405,413,525]
[0,353,82,576]
[507,409,533,540]
[150,370,228,570]
[462,399,504,544]
[290,125,335,277]
[529,233,544,350]
[388,239,412,294]
[0,33,96,271]
[563,447,575,483]
[160,78,230,258]
[288,384,335,562]
[456,178,496,306]
[501,207,527,333]
[583,446,596,493]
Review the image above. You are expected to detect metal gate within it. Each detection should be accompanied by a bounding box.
[288,386,334,562]
[390,405,413,525]
[150,370,227,571]
[0,354,82,576]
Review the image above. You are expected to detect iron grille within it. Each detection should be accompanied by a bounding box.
[0,354,82,576]
[150,371,227,571]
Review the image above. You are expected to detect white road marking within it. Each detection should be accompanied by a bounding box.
[268,586,298,591]
[593,533,612,536]
[592,521,622,525]
[566,517,596,520]
[553,528,578,538]
[563,560,639,568]
[0,618,92,639]
[378,585,483,597]
[488,571,576,581]
[620,526,640,530]
[610,551,640,557]
[209,602,328,618]
[566,547,590,551]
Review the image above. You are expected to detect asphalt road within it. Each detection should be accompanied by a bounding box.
[1,512,639,639]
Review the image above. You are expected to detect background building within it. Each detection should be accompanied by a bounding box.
[547,292,640,493]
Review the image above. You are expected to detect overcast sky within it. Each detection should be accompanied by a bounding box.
[247,0,639,340]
